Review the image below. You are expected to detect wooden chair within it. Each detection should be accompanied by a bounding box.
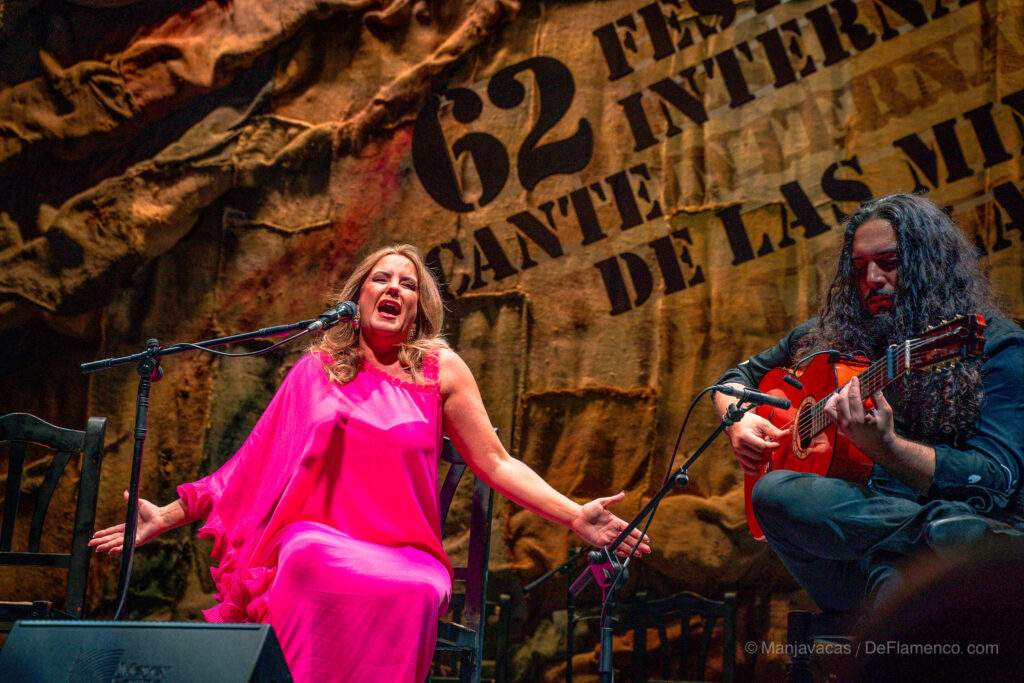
[628,590,737,683]
[0,413,106,623]
[430,437,494,683]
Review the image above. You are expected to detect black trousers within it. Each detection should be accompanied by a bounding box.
[751,470,1021,612]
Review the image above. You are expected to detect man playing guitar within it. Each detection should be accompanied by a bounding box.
[714,193,1024,613]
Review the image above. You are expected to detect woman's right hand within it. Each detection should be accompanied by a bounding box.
[88,490,169,554]
[725,411,790,475]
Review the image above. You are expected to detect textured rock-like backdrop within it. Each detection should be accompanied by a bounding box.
[2,0,1023,679]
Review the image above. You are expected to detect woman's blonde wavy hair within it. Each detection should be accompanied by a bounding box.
[311,244,448,385]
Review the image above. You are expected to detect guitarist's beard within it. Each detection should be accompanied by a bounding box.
[829,307,902,360]
[862,310,900,358]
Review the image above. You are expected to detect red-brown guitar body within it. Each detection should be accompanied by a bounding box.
[743,356,874,541]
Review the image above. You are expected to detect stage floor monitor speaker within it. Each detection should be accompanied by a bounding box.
[0,620,292,682]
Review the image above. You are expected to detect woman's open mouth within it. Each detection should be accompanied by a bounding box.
[377,299,401,317]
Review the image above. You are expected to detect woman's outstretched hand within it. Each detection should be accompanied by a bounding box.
[88,490,168,554]
[571,491,652,557]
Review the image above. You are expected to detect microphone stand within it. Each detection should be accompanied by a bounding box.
[523,547,587,595]
[569,401,754,683]
[81,316,344,619]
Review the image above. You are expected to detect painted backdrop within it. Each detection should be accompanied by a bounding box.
[1,0,1022,679]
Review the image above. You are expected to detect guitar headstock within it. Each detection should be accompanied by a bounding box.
[909,314,987,370]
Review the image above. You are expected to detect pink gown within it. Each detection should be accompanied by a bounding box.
[177,352,452,682]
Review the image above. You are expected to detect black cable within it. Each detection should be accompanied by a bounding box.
[169,330,313,358]
[792,348,866,371]
[617,385,719,571]
[663,386,719,487]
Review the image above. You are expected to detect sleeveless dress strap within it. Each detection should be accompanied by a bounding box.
[423,351,440,383]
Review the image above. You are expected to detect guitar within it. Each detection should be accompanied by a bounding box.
[743,315,987,540]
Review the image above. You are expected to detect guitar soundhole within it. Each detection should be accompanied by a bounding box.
[792,396,817,460]
[797,407,813,451]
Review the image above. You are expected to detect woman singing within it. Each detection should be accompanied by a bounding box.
[90,244,650,682]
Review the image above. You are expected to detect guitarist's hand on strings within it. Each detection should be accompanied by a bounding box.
[713,384,791,474]
[823,375,895,459]
[726,413,791,475]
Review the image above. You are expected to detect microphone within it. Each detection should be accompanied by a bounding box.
[712,384,791,410]
[307,300,358,331]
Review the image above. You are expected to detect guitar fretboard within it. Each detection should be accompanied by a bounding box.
[796,339,928,447]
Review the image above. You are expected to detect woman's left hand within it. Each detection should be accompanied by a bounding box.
[571,491,652,557]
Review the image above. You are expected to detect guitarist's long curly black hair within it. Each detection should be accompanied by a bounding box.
[796,193,998,445]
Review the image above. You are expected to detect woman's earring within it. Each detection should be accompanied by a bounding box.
[408,322,418,339]
[352,312,360,332]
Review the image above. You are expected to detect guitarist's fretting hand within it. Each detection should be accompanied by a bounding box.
[714,385,790,475]
[821,374,935,493]
[823,375,895,461]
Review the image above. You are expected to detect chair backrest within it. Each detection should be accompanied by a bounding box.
[438,437,493,632]
[629,589,737,683]
[435,436,494,680]
[0,413,106,618]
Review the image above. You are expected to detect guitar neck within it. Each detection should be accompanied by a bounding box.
[792,315,983,444]
[852,356,898,399]
[805,344,914,440]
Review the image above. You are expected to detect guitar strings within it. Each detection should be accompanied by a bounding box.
[796,348,940,443]
[798,355,902,443]
[791,337,948,445]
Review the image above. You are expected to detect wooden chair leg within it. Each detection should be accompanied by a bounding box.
[494,593,511,683]
[459,649,473,683]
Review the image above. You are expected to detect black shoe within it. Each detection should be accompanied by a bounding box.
[924,514,1024,558]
